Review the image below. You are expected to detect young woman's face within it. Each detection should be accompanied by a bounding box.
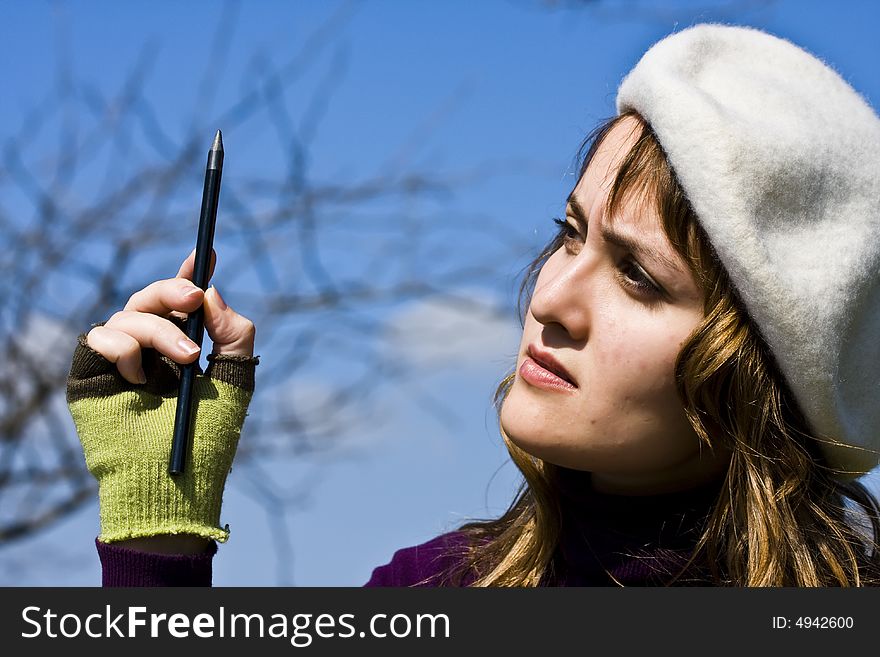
[500,116,730,495]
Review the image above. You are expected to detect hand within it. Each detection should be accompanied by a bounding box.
[67,249,258,551]
[85,249,255,385]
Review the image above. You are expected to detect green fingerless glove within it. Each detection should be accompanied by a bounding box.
[66,334,258,543]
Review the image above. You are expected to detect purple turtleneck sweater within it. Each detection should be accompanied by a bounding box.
[96,469,722,587]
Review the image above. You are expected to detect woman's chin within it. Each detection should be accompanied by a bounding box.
[502,385,560,440]
[500,407,563,464]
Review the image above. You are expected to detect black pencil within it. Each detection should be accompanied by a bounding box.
[169,130,224,476]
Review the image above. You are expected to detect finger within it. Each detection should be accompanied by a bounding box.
[123,278,205,316]
[86,325,146,384]
[177,248,217,283]
[104,310,202,363]
[203,286,255,357]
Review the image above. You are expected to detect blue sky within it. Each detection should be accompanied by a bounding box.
[1,0,879,585]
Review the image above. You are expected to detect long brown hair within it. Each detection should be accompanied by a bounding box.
[443,111,880,587]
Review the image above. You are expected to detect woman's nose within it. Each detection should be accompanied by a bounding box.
[528,252,595,341]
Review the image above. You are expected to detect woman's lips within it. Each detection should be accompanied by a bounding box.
[519,357,578,392]
[527,344,577,386]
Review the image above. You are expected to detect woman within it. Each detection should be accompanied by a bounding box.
[68,24,880,586]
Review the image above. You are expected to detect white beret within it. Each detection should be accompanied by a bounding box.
[616,24,880,477]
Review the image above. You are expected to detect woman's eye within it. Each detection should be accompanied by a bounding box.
[551,216,663,301]
[619,260,661,297]
[552,217,582,250]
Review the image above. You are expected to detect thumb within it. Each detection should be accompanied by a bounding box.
[203,286,256,357]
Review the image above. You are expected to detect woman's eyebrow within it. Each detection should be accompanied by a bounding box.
[566,195,684,275]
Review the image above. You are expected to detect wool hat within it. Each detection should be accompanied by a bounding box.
[616,24,880,478]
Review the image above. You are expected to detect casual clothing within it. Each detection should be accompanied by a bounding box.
[97,538,217,587]
[95,468,723,587]
[68,335,258,546]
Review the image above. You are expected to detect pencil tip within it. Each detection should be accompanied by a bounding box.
[212,129,223,151]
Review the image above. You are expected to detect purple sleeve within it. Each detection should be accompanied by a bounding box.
[95,538,217,587]
[363,531,474,587]
[96,531,472,587]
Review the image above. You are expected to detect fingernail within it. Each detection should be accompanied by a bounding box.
[183,286,202,299]
[178,338,200,356]
[137,369,147,385]
[212,285,228,310]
